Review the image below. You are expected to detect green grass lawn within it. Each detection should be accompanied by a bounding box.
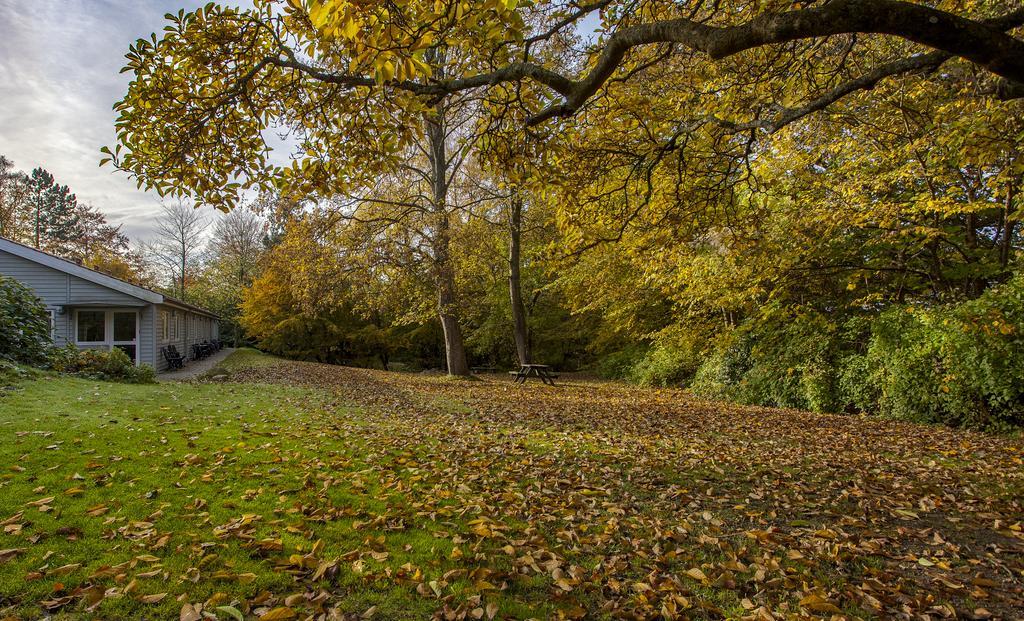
[1,350,1022,620]
[0,362,530,620]
[203,348,285,374]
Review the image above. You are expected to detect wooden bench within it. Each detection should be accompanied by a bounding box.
[507,370,561,377]
[161,346,184,370]
[510,364,558,386]
[191,343,207,360]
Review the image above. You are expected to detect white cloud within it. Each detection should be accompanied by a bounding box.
[0,0,241,240]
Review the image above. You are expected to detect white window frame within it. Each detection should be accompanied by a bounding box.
[74,309,141,364]
[47,309,57,341]
[74,309,108,345]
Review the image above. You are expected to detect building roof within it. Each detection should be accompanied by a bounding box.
[161,294,220,318]
[0,236,219,319]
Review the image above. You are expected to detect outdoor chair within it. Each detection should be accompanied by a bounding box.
[161,346,184,370]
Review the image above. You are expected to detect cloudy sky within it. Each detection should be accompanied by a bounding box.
[0,2,601,242]
[0,0,243,240]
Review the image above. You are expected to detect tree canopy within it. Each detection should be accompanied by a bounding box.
[109,0,1024,208]
[107,0,1024,424]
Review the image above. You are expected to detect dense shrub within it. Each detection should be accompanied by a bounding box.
[687,310,848,411]
[661,277,1024,429]
[620,326,704,387]
[864,277,1024,429]
[689,334,752,401]
[0,275,52,365]
[628,345,692,386]
[49,345,156,384]
[760,311,849,411]
[594,344,648,380]
[836,353,879,414]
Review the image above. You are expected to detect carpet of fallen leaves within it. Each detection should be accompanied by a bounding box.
[213,359,1024,621]
[2,355,1023,621]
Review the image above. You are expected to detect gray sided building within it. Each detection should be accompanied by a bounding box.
[0,237,218,372]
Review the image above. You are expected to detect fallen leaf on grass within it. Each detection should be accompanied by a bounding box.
[85,504,109,516]
[0,548,25,564]
[39,596,73,610]
[180,603,202,621]
[259,607,297,621]
[50,563,82,576]
[799,593,843,614]
[216,605,244,621]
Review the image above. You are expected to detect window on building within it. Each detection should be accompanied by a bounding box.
[73,310,139,363]
[76,310,106,343]
[113,312,136,342]
[160,311,170,341]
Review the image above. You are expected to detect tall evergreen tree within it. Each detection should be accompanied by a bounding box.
[25,167,79,252]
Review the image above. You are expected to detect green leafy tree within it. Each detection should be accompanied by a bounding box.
[107,0,1024,375]
[0,275,51,365]
[0,156,30,239]
[240,218,429,367]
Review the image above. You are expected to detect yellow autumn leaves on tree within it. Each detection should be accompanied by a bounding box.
[299,0,523,84]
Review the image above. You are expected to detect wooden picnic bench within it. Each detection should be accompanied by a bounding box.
[509,363,559,386]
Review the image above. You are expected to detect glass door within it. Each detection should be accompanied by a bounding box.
[112,311,138,364]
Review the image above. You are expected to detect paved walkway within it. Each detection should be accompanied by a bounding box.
[158,347,236,381]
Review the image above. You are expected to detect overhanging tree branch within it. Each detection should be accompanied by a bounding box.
[211,1,1024,131]
[717,51,951,134]
[709,7,1024,134]
[524,0,1024,124]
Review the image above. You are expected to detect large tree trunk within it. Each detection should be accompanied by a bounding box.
[438,260,470,375]
[425,107,470,376]
[508,193,531,365]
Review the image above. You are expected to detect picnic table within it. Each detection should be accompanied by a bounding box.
[510,363,559,386]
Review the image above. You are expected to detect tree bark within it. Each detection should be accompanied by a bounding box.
[437,260,470,375]
[965,186,979,297]
[1001,182,1017,268]
[425,107,471,376]
[508,193,531,365]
